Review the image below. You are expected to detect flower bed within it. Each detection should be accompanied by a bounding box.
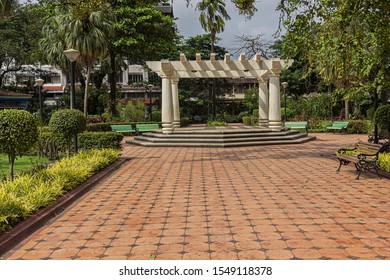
[0,149,120,233]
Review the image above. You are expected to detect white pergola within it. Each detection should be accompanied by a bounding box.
[146,53,293,134]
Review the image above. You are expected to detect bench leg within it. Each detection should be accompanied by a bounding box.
[374,164,381,179]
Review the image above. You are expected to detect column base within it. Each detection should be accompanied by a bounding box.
[162,123,173,134]
[258,119,269,128]
[172,120,180,129]
[268,120,282,130]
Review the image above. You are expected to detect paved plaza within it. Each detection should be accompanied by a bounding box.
[2,133,390,260]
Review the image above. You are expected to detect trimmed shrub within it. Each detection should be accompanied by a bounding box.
[49,109,86,156]
[346,120,372,134]
[207,120,227,126]
[78,132,124,150]
[242,116,251,125]
[151,110,162,122]
[86,123,112,132]
[0,110,38,179]
[374,105,390,131]
[251,117,259,126]
[180,117,190,127]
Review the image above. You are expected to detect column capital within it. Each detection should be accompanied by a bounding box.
[171,76,179,83]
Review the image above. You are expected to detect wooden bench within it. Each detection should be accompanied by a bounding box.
[135,123,160,134]
[336,141,386,179]
[110,125,136,134]
[284,121,308,132]
[326,121,349,133]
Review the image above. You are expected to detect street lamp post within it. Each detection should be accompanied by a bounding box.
[281,82,288,124]
[63,49,80,153]
[35,78,44,120]
[63,49,80,109]
[146,84,154,121]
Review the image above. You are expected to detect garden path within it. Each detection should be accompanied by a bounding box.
[2,133,390,260]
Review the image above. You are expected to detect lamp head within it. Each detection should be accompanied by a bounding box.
[63,49,80,62]
[35,78,44,86]
[281,82,288,89]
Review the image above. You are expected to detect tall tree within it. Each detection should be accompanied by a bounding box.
[196,0,231,53]
[232,33,271,59]
[277,0,390,119]
[0,0,16,18]
[0,2,44,87]
[185,0,257,18]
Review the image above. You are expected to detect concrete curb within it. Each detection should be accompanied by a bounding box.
[0,157,129,257]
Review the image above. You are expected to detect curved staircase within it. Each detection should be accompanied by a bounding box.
[126,126,316,148]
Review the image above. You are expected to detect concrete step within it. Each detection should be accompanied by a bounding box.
[128,136,316,147]
[126,127,316,147]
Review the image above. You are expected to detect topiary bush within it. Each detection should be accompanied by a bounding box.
[85,123,112,132]
[374,105,390,132]
[0,110,38,179]
[78,132,124,150]
[346,120,372,134]
[49,109,86,156]
[242,116,251,125]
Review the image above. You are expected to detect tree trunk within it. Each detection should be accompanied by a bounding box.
[345,99,349,120]
[84,66,91,118]
[8,154,14,180]
[109,48,117,117]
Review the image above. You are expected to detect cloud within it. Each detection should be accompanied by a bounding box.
[173,0,284,53]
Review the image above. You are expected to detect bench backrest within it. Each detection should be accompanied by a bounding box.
[285,122,307,127]
[332,121,349,128]
[354,141,382,155]
[136,123,159,130]
[111,125,134,132]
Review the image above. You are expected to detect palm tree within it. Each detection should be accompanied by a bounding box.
[196,0,231,120]
[64,10,114,118]
[196,0,231,53]
[40,8,114,117]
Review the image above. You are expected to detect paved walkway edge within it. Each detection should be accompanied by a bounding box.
[0,157,129,256]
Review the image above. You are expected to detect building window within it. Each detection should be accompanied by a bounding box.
[128,74,143,84]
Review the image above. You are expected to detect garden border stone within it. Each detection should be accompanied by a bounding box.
[0,157,129,257]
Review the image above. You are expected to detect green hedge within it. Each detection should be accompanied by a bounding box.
[78,132,124,150]
[86,123,112,132]
[0,149,120,233]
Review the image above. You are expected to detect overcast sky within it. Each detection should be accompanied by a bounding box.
[173,0,284,53]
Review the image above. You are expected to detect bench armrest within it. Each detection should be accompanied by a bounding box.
[338,147,356,154]
[357,153,378,161]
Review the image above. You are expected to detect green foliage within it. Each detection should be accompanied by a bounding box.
[117,101,145,122]
[151,110,162,122]
[49,109,86,156]
[250,117,258,126]
[242,87,258,114]
[346,120,372,134]
[49,109,87,138]
[242,116,251,125]
[0,2,45,87]
[78,132,124,150]
[86,123,112,132]
[374,105,390,130]
[207,120,227,127]
[378,153,390,174]
[180,117,190,127]
[0,149,119,233]
[0,110,38,179]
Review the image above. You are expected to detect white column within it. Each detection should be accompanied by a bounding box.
[258,77,269,128]
[161,75,174,134]
[268,74,282,130]
[171,77,180,129]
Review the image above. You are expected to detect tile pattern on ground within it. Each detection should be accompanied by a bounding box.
[2,133,390,260]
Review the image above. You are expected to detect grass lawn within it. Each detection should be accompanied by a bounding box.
[0,154,49,179]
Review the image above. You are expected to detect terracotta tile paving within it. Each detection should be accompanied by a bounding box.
[2,133,390,260]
